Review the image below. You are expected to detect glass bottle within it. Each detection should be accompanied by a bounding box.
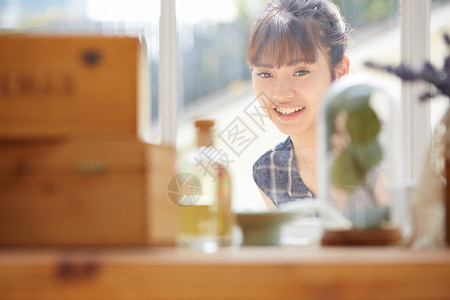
[176,120,232,251]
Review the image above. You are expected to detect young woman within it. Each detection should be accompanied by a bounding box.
[248,0,350,210]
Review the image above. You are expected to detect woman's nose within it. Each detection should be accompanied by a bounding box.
[272,78,295,102]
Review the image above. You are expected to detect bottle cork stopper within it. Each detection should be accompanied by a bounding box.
[195,120,215,131]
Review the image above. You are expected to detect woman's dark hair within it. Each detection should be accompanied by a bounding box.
[247,0,350,77]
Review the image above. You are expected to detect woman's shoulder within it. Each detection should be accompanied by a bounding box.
[253,137,292,169]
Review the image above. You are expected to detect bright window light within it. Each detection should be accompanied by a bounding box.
[176,0,237,24]
[86,0,160,22]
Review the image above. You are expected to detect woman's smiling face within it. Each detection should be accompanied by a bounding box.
[251,49,333,138]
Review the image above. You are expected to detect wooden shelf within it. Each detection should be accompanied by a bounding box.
[0,247,449,299]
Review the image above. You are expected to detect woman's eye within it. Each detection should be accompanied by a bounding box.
[257,72,272,78]
[294,70,309,76]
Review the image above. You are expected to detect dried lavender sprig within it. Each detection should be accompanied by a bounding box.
[364,33,450,101]
[420,91,439,102]
[444,33,450,46]
[365,60,450,101]
[444,33,450,74]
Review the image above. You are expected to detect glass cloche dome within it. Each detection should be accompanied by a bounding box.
[318,74,403,231]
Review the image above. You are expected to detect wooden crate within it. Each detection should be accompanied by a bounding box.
[0,35,150,139]
[0,137,177,246]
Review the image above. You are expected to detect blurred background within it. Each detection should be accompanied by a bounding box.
[2,0,449,211]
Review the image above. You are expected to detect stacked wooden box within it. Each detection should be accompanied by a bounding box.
[0,35,177,246]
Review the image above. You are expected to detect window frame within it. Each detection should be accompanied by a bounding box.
[400,0,431,184]
[159,0,432,184]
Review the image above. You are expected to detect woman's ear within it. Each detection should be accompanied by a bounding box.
[335,55,350,78]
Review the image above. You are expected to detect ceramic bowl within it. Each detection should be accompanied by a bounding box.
[236,212,299,246]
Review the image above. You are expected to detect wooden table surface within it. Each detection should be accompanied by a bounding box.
[0,246,449,300]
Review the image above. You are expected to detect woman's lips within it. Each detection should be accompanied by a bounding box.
[273,105,306,120]
[274,105,305,115]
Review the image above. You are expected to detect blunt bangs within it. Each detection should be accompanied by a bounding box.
[247,12,320,68]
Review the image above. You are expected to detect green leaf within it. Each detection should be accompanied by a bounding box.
[330,141,383,193]
[346,104,381,145]
[330,150,362,192]
[325,85,374,148]
[351,140,383,173]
